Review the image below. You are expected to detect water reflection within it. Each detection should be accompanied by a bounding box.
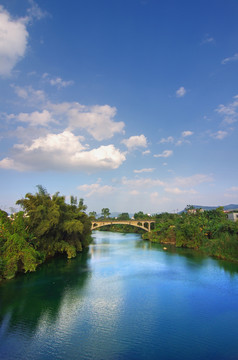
[0,250,91,337]
[1,232,238,360]
[137,239,238,276]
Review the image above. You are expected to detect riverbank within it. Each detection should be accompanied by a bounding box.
[143,208,238,263]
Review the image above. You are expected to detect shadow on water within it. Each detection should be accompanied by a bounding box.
[135,238,238,276]
[0,250,91,336]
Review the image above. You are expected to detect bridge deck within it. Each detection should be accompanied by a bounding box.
[91,219,155,232]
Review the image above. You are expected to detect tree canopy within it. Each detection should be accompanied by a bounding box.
[0,186,92,280]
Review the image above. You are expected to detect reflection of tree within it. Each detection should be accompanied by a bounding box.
[135,240,238,276]
[0,250,91,336]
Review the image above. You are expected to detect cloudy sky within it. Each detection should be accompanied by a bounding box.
[0,0,238,214]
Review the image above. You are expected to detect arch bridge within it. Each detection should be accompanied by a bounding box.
[91,220,155,232]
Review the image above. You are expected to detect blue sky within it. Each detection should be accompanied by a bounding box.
[0,0,238,214]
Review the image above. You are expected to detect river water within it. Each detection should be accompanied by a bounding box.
[1,231,238,360]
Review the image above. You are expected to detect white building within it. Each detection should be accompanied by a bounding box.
[228,212,238,222]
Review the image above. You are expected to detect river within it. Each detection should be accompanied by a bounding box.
[1,231,238,360]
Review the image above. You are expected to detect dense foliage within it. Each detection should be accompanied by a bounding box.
[144,208,238,262]
[0,186,91,280]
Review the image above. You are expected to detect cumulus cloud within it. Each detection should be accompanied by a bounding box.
[121,134,148,150]
[0,6,29,76]
[211,130,228,140]
[0,2,47,76]
[0,131,126,172]
[57,103,125,141]
[14,110,56,127]
[176,86,186,98]
[10,96,125,141]
[221,53,238,65]
[134,168,155,174]
[154,150,173,158]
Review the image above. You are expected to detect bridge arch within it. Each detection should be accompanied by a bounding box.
[91,220,155,232]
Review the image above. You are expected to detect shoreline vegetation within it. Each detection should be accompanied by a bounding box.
[0,186,92,281]
[142,207,238,263]
[1,190,238,281]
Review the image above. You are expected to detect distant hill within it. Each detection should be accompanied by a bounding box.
[181,204,238,212]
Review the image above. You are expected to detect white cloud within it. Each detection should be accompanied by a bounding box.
[78,182,115,197]
[201,34,215,45]
[65,103,125,141]
[134,168,155,174]
[10,97,125,141]
[176,86,186,98]
[130,190,139,195]
[142,149,151,155]
[122,176,165,188]
[226,186,238,192]
[159,136,174,144]
[12,85,46,103]
[215,95,238,124]
[182,130,193,137]
[173,174,213,188]
[0,131,126,172]
[0,6,28,76]
[43,73,74,88]
[221,53,238,65]
[211,130,228,140]
[121,134,147,150]
[154,150,173,158]
[27,0,48,21]
[164,187,197,195]
[15,110,56,127]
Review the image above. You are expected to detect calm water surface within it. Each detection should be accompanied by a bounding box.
[1,231,238,360]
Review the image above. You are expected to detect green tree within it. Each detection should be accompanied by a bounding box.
[16,186,91,259]
[117,213,130,220]
[101,208,110,219]
[0,211,41,279]
[89,211,97,219]
[134,211,151,219]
